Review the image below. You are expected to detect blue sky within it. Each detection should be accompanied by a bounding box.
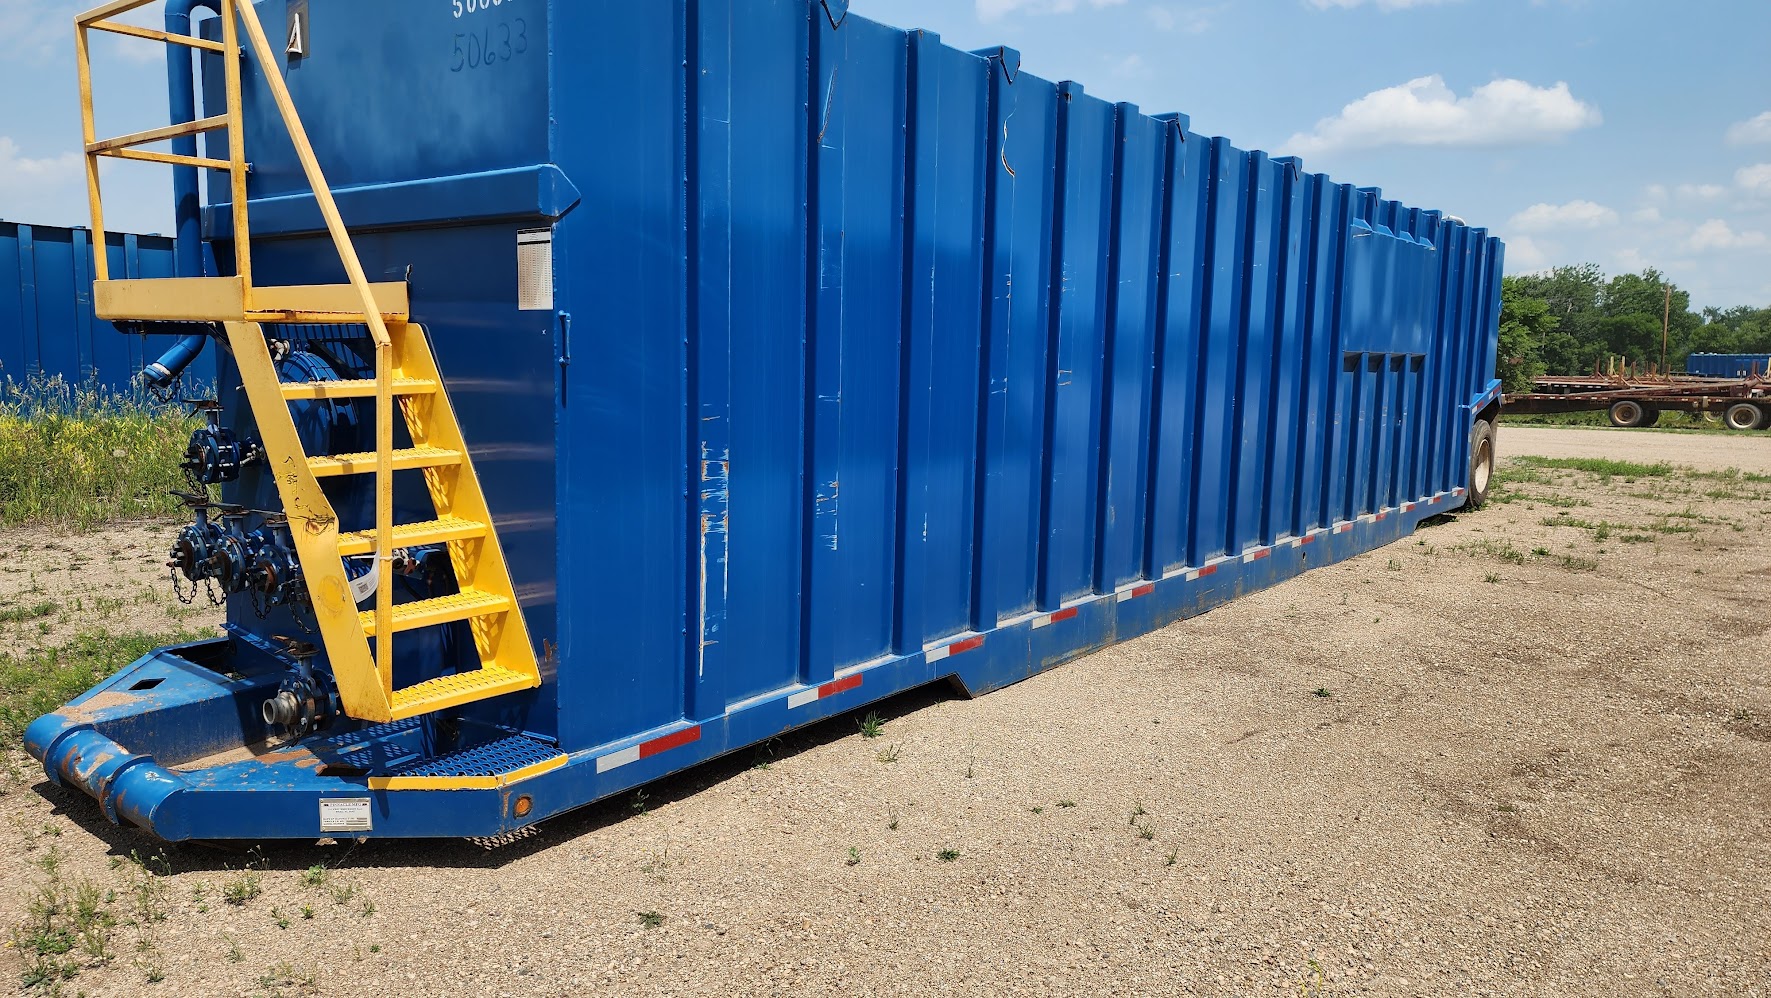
[3,0,1767,308]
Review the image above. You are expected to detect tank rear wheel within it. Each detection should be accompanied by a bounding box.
[1468,419,1496,508]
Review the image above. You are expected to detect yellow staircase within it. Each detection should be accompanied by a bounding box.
[76,0,540,723]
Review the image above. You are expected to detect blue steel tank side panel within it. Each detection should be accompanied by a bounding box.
[897,31,989,650]
[807,13,909,679]
[1039,84,1113,609]
[1263,162,1308,545]
[1192,138,1249,565]
[690,0,811,707]
[1097,106,1163,590]
[1145,122,1209,577]
[1231,152,1281,557]
[551,0,690,748]
[976,59,1059,628]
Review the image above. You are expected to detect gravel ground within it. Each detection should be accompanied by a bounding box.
[2,428,1769,997]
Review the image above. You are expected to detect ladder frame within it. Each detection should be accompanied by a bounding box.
[77,0,397,689]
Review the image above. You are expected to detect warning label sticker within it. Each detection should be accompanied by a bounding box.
[319,798,373,834]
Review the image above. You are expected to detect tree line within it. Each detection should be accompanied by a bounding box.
[1497,264,1771,393]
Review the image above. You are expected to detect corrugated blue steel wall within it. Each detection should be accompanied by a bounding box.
[0,221,205,391]
[189,0,1500,764]
[552,2,1504,752]
[1687,353,1771,378]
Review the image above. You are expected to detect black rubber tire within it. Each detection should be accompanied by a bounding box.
[1468,418,1496,509]
[1640,405,1661,428]
[1608,400,1647,427]
[1725,403,1764,432]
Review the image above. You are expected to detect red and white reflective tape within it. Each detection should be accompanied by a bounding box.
[1183,564,1219,583]
[1116,582,1156,603]
[597,725,702,774]
[1290,531,1321,549]
[925,635,985,664]
[1334,522,1353,534]
[1453,487,1467,497]
[1402,502,1416,513]
[1243,546,1272,564]
[1032,606,1080,630]
[1427,495,1442,506]
[787,673,862,710]
[1374,510,1390,522]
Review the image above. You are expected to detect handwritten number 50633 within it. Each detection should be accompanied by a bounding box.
[451,19,525,73]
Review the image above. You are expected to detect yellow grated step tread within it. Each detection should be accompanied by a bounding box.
[281,377,439,401]
[389,667,537,720]
[336,516,487,558]
[308,446,462,478]
[360,589,511,636]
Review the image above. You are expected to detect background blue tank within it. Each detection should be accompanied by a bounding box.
[1687,353,1771,379]
[26,0,1503,841]
[1,221,216,391]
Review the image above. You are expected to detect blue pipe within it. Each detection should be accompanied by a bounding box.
[143,0,224,391]
[167,0,221,280]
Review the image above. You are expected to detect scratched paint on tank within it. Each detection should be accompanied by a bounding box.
[808,13,907,676]
[976,53,1058,627]
[694,0,810,706]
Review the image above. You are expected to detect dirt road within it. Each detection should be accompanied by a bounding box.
[1503,423,1771,474]
[3,427,1769,997]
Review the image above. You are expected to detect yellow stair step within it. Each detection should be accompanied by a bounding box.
[308,445,462,478]
[360,588,510,637]
[336,516,488,558]
[281,377,439,401]
[389,666,538,721]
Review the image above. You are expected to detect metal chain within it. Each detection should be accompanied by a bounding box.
[170,566,198,606]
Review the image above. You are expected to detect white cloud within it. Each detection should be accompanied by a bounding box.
[1726,111,1771,146]
[0,136,82,206]
[1686,219,1768,253]
[976,0,1126,21]
[1285,75,1600,154]
[1503,235,1554,273]
[1306,0,1452,7]
[1148,3,1222,32]
[1508,200,1618,232]
[1675,183,1727,201]
[1630,206,1662,224]
[1737,163,1771,198]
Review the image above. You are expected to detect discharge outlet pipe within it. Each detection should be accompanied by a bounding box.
[141,0,223,391]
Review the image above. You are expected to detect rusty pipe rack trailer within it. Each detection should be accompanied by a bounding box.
[1505,375,1771,430]
[26,0,1503,842]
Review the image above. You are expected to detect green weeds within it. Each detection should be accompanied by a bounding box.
[0,375,200,529]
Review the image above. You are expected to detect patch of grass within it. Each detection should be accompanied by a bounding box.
[1483,573,1500,584]
[1057,799,1077,808]
[1515,455,1676,479]
[1459,538,1528,565]
[300,865,328,889]
[846,846,862,867]
[857,710,884,739]
[222,871,262,907]
[1312,687,1332,698]
[1558,555,1600,572]
[935,848,960,863]
[257,960,318,995]
[0,375,201,529]
[875,743,900,764]
[637,911,664,929]
[0,630,214,742]
[0,600,59,625]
